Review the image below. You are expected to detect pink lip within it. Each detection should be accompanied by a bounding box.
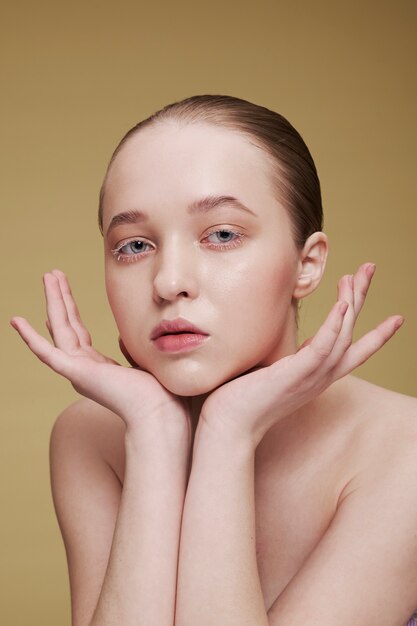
[150,317,210,353]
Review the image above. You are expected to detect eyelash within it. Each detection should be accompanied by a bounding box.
[111,229,245,263]
[203,228,245,250]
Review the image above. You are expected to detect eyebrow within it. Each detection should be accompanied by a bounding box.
[105,195,257,236]
[188,195,257,217]
[106,209,147,234]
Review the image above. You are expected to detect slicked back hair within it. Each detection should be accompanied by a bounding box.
[98,94,323,247]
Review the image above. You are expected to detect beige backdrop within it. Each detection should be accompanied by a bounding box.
[1,0,416,623]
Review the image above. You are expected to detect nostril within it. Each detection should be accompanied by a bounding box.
[152,273,198,302]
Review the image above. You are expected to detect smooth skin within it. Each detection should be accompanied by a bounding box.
[11,121,417,625]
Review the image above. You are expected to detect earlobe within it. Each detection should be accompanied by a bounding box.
[293,232,329,300]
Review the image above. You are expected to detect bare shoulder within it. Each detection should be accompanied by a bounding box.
[295,374,417,496]
[265,378,417,625]
[259,375,417,477]
[342,374,417,435]
[51,397,126,482]
[344,374,417,411]
[50,399,126,625]
[333,375,417,484]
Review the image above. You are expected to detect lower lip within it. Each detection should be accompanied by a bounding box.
[152,333,209,353]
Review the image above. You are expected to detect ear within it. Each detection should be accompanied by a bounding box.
[292,231,329,300]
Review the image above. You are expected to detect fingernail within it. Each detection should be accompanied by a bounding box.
[366,263,376,278]
[394,316,405,330]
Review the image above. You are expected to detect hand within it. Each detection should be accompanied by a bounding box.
[198,264,404,448]
[11,270,192,443]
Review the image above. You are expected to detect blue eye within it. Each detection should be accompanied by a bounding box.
[120,241,151,255]
[204,229,244,249]
[206,230,238,243]
[112,239,153,262]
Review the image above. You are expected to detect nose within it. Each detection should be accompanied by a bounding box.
[152,242,199,303]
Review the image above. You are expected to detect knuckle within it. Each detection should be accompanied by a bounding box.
[310,343,332,360]
[339,337,352,352]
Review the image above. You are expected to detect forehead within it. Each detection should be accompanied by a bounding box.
[103,122,281,225]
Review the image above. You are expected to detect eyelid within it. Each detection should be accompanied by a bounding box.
[203,223,246,237]
[111,236,155,262]
[202,227,246,249]
[110,226,247,263]
[112,232,154,246]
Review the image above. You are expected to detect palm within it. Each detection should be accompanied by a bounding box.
[60,350,185,426]
[200,264,404,446]
[11,271,190,434]
[200,360,287,441]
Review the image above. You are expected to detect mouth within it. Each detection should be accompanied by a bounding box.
[150,317,210,353]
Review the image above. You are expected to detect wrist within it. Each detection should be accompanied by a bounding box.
[194,416,256,458]
[124,430,191,492]
[125,420,191,461]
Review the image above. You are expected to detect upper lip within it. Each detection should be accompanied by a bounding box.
[150,317,208,340]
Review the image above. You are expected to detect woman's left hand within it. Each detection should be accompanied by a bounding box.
[198,263,404,448]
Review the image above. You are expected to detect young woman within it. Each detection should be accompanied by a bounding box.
[11,95,417,626]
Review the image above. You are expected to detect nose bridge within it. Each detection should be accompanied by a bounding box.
[153,231,198,301]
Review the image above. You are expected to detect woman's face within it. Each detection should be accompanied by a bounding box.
[103,122,301,396]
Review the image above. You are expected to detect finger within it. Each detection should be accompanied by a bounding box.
[51,270,92,346]
[297,335,312,351]
[324,274,356,367]
[44,272,80,352]
[352,263,376,318]
[45,319,53,340]
[325,266,376,369]
[11,316,75,378]
[299,300,349,373]
[332,315,404,379]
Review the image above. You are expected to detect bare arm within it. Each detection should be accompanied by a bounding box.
[88,425,189,626]
[175,426,268,626]
[12,270,192,625]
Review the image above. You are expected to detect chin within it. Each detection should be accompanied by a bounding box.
[148,358,260,397]
[156,373,220,397]
[146,360,236,397]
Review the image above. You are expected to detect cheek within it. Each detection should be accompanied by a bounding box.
[105,270,150,348]
[204,253,298,375]
[219,254,297,326]
[105,272,129,330]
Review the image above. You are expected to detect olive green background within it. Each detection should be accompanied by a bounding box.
[1,0,416,623]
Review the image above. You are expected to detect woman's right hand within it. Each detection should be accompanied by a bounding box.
[11,270,192,444]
